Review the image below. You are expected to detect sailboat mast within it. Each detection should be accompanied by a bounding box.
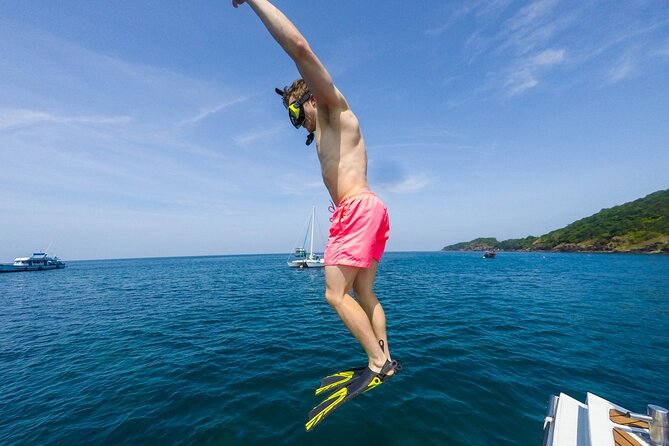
[309,206,315,259]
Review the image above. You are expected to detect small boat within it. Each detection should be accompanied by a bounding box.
[0,252,66,273]
[288,206,325,268]
[542,392,668,446]
[483,250,496,258]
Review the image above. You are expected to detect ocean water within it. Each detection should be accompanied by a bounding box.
[1,252,667,445]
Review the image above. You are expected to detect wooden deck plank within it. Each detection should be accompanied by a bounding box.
[613,427,643,446]
[610,409,649,429]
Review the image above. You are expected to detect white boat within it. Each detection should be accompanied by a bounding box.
[543,392,668,446]
[287,206,325,268]
[0,252,67,273]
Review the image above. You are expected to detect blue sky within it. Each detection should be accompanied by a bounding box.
[1,0,668,261]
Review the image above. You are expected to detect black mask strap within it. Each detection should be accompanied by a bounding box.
[277,87,315,146]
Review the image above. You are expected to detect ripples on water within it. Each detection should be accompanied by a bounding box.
[1,252,667,445]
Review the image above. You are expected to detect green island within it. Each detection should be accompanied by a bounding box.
[442,189,669,254]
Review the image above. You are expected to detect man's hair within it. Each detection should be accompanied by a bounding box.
[281,79,309,107]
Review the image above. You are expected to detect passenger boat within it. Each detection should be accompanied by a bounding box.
[543,392,668,445]
[483,250,496,258]
[0,252,67,273]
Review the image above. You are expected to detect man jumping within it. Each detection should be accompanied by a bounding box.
[232,0,401,430]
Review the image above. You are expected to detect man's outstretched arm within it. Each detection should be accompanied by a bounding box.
[232,0,342,109]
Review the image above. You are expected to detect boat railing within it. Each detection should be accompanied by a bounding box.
[626,405,669,446]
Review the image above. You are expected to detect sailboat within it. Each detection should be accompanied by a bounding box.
[287,206,325,268]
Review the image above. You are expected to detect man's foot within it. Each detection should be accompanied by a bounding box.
[315,355,402,395]
[377,359,401,380]
[372,339,396,377]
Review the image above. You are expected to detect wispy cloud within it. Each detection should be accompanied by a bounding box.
[178,95,254,127]
[0,108,131,131]
[502,69,539,95]
[450,1,665,96]
[467,0,566,57]
[578,19,669,62]
[232,125,285,147]
[505,0,559,37]
[654,40,669,60]
[379,174,432,194]
[532,48,565,66]
[369,156,432,195]
[0,20,278,226]
[448,0,576,96]
[425,3,479,36]
[278,173,323,196]
[579,21,669,85]
[500,48,566,95]
[369,142,451,150]
[607,52,638,84]
[425,0,512,37]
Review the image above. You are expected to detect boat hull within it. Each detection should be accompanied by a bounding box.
[287,259,325,268]
[0,264,66,273]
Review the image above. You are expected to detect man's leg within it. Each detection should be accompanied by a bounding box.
[353,259,392,363]
[325,264,388,372]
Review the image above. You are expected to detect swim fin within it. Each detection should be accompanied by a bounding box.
[314,340,396,396]
[315,366,366,396]
[305,359,400,432]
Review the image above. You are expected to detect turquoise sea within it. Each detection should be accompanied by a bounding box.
[1,252,668,445]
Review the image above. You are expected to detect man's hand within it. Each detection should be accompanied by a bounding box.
[232,0,246,8]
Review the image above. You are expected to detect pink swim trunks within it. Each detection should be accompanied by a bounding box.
[324,190,390,268]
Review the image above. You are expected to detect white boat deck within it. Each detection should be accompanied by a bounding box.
[548,393,589,445]
[544,392,657,446]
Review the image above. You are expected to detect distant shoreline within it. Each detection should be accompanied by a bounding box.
[440,248,669,255]
[5,248,666,264]
[441,189,669,255]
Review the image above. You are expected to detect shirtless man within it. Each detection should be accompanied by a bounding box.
[232,0,400,427]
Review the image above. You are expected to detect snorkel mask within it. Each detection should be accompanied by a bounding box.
[275,87,315,146]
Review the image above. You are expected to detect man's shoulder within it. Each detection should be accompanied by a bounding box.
[318,88,349,114]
